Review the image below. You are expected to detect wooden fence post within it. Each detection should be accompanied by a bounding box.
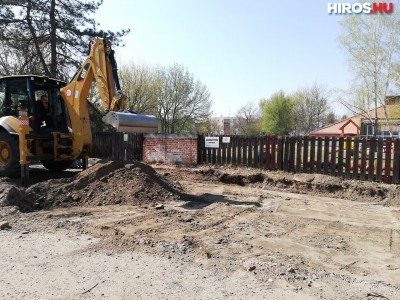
[303,136,309,172]
[393,139,400,184]
[310,137,315,173]
[242,136,247,166]
[344,136,352,179]
[277,137,283,170]
[289,137,296,172]
[228,136,232,164]
[323,137,330,175]
[282,136,289,171]
[316,137,322,173]
[247,136,253,167]
[376,138,384,182]
[330,137,337,176]
[253,136,258,168]
[258,136,265,169]
[231,136,236,165]
[265,136,271,170]
[368,137,376,182]
[360,138,367,181]
[296,137,302,173]
[337,137,344,178]
[384,138,392,184]
[352,138,359,179]
[271,136,277,170]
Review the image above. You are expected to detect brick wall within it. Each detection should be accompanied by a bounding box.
[143,134,198,165]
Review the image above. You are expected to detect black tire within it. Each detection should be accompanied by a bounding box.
[0,131,20,176]
[41,160,73,172]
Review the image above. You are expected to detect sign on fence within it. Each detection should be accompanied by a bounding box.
[205,137,220,148]
[222,137,230,143]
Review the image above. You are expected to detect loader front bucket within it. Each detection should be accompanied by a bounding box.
[102,111,158,133]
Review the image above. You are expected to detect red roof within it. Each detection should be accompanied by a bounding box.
[308,117,362,137]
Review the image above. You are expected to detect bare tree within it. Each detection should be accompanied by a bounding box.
[338,1,400,136]
[0,38,44,75]
[293,83,331,135]
[235,101,261,134]
[207,117,224,135]
[156,63,212,134]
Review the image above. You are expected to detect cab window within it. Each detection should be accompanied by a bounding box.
[7,79,29,117]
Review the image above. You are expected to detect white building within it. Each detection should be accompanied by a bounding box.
[209,117,243,135]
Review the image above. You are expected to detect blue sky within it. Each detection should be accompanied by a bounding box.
[96,0,350,117]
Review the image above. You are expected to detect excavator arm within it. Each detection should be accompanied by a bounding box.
[62,38,126,112]
[60,37,157,157]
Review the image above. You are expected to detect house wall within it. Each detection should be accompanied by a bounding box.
[143,134,198,165]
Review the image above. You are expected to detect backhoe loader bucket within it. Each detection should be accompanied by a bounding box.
[102,111,158,133]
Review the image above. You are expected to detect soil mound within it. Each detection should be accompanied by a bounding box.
[0,181,25,208]
[21,160,183,212]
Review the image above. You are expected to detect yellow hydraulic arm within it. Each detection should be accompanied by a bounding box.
[60,37,157,159]
[60,38,127,158]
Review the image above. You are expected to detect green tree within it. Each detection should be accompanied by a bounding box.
[325,112,338,125]
[259,90,296,135]
[0,0,129,78]
[119,61,158,114]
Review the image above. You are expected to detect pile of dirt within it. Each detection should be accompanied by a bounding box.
[2,161,400,213]
[20,160,185,212]
[0,181,25,208]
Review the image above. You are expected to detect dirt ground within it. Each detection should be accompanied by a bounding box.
[1,160,400,299]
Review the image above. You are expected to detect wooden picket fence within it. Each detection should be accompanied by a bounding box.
[91,133,400,184]
[198,135,400,184]
[198,135,276,169]
[92,132,143,161]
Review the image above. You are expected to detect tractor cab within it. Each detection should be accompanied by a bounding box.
[0,75,75,178]
[0,75,69,133]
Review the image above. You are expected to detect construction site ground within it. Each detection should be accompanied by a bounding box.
[1,159,400,299]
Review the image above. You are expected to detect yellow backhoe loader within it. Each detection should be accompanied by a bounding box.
[0,37,157,184]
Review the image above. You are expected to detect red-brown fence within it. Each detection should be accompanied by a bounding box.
[198,135,400,184]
